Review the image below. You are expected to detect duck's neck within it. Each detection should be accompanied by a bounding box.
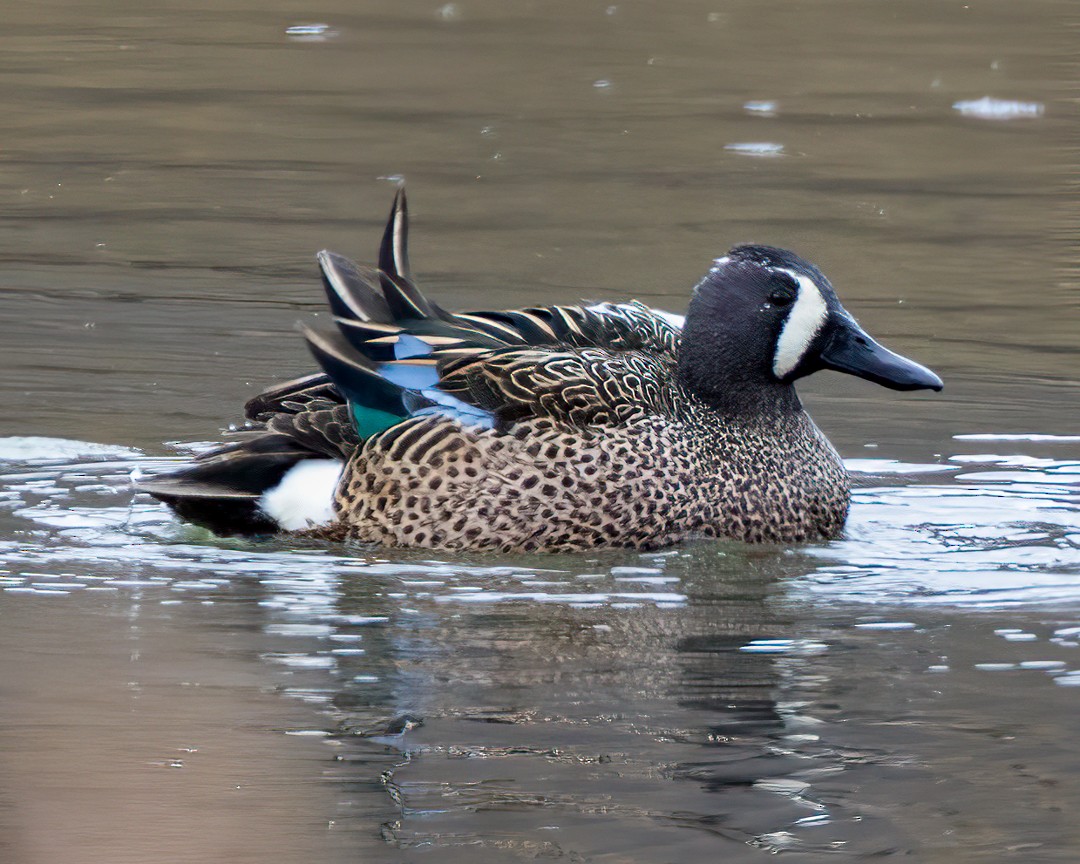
[691,377,803,419]
[676,342,803,419]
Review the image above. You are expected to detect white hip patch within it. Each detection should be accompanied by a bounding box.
[772,270,828,378]
[259,459,343,531]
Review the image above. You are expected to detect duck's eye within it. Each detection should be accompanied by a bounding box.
[768,287,796,306]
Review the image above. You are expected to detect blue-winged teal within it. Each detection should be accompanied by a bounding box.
[140,190,942,551]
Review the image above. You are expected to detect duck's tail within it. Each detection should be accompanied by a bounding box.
[136,373,353,535]
[136,187,486,536]
[138,187,507,535]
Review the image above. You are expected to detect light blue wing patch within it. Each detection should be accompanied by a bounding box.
[394,333,435,360]
[375,362,440,390]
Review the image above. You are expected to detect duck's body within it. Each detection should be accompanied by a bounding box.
[140,190,940,551]
[331,384,847,552]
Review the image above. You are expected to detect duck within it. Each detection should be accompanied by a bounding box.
[138,189,942,551]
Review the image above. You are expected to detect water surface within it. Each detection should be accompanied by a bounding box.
[1,0,1077,861]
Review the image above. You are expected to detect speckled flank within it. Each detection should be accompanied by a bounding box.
[327,386,849,552]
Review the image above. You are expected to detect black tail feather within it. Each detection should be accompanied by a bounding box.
[137,433,315,535]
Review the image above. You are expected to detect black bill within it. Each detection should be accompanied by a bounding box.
[819,315,943,392]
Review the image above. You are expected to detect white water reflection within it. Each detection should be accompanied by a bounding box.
[724,142,784,157]
[952,96,1045,120]
[284,23,337,41]
[743,100,778,116]
[0,437,142,463]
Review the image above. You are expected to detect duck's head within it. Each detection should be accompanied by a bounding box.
[678,244,942,413]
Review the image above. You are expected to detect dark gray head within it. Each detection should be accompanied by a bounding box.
[678,244,942,414]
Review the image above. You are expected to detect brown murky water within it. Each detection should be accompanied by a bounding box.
[1,1,1078,861]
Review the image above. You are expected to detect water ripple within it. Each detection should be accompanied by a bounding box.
[1,437,1077,611]
[808,447,1080,607]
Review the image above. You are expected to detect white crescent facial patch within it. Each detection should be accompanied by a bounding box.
[772,269,829,379]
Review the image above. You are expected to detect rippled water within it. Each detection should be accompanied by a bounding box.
[1,0,1078,860]
[2,433,1078,860]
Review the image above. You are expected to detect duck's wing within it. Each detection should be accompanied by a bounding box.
[451,344,680,428]
[243,373,357,458]
[304,190,682,432]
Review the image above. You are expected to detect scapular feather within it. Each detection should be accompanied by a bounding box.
[317,251,393,323]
